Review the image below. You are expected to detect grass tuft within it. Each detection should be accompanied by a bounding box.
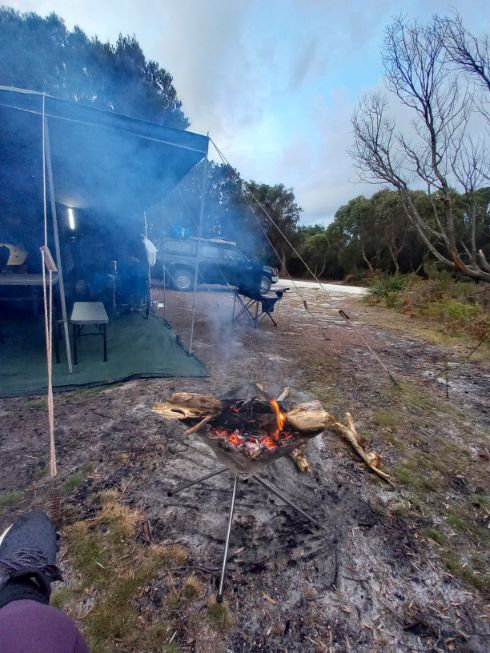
[63,473,84,496]
[0,489,25,509]
[182,574,203,599]
[23,398,48,409]
[207,596,234,631]
[422,527,446,545]
[371,409,404,429]
[59,492,201,653]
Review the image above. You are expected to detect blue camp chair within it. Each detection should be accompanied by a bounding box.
[232,271,288,328]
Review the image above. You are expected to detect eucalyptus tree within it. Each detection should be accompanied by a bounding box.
[245,182,302,274]
[0,7,188,128]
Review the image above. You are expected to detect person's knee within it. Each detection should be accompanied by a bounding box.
[0,599,89,653]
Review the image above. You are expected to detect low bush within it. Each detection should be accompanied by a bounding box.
[367,269,490,340]
[368,275,409,300]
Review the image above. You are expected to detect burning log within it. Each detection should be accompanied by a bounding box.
[255,385,313,472]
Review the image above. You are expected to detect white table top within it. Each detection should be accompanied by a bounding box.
[0,273,59,287]
[70,302,109,324]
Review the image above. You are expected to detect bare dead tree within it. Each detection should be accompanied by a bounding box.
[351,16,490,282]
[437,14,490,92]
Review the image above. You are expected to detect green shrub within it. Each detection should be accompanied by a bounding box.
[368,275,408,299]
[368,270,489,340]
[440,299,480,322]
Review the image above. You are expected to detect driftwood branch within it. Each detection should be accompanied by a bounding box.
[331,412,394,486]
[152,393,223,421]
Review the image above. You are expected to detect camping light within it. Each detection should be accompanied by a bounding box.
[67,207,76,230]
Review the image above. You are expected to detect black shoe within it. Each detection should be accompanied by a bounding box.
[0,512,62,609]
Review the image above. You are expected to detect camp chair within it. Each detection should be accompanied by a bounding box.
[115,260,150,319]
[232,273,288,328]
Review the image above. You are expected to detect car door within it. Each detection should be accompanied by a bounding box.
[199,244,223,284]
[221,248,250,286]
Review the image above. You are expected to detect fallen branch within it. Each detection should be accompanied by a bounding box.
[331,412,394,486]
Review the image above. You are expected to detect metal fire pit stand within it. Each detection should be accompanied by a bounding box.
[168,467,320,603]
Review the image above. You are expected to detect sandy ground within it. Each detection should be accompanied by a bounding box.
[0,284,489,653]
[276,279,369,295]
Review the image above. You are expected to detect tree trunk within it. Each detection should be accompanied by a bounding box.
[361,241,374,272]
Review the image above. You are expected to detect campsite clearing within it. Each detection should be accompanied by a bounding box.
[0,285,489,653]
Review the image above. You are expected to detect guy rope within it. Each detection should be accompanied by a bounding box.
[41,94,61,527]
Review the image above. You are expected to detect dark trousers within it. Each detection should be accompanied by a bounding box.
[0,599,89,653]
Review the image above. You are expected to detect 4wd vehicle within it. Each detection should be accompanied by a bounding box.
[154,238,278,293]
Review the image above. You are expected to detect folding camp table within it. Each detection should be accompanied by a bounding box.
[70,301,109,364]
[0,273,59,314]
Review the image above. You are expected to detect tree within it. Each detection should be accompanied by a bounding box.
[0,8,188,128]
[352,15,490,281]
[300,227,330,278]
[437,15,490,95]
[245,182,302,274]
[370,190,417,273]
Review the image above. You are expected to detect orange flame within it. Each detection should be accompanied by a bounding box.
[270,400,286,441]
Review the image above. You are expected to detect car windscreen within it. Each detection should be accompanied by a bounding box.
[222,248,247,262]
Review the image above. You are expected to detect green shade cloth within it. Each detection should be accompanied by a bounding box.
[0,313,207,397]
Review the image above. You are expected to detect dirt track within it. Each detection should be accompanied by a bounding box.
[1,285,489,652]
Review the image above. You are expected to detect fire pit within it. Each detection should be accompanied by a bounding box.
[153,392,334,601]
[193,397,329,473]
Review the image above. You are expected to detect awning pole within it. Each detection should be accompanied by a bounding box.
[188,154,208,355]
[45,115,73,373]
[144,211,152,317]
[162,242,167,321]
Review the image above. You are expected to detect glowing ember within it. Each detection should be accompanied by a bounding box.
[228,432,241,446]
[204,398,300,461]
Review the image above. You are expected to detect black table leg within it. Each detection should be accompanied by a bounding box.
[54,320,60,364]
[103,324,107,362]
[73,325,78,365]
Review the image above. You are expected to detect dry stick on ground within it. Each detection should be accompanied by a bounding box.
[184,415,214,435]
[276,387,290,402]
[288,444,310,473]
[332,412,395,487]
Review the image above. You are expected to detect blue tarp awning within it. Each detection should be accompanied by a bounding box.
[0,86,209,222]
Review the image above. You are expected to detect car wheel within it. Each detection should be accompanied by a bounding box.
[260,275,271,293]
[173,268,194,291]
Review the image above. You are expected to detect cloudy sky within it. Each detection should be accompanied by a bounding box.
[9,0,490,224]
